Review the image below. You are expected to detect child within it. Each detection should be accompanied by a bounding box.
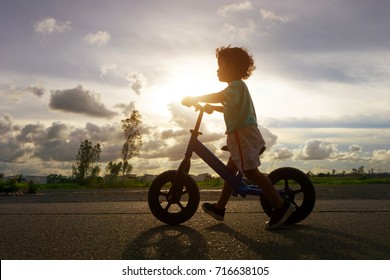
[182,46,295,230]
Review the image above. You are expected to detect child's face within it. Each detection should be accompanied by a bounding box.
[217,59,235,83]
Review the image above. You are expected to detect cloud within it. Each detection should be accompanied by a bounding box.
[49,85,118,118]
[260,9,291,23]
[114,102,135,116]
[0,115,125,165]
[25,86,45,97]
[34,17,71,34]
[0,139,27,162]
[294,139,337,160]
[33,122,123,162]
[0,84,45,100]
[270,147,294,160]
[349,144,362,153]
[259,124,278,149]
[0,114,33,162]
[0,113,14,136]
[224,20,256,41]
[266,115,390,129]
[167,102,198,129]
[83,31,111,46]
[269,139,371,165]
[100,63,118,77]
[217,1,253,16]
[100,65,147,95]
[127,72,147,95]
[371,150,390,163]
[138,102,225,163]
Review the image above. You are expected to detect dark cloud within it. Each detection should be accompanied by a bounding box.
[0,139,27,162]
[25,86,45,97]
[49,85,118,118]
[114,102,135,116]
[161,129,188,139]
[17,123,45,142]
[0,113,13,136]
[0,115,125,165]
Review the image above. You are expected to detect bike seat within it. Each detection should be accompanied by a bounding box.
[221,145,266,156]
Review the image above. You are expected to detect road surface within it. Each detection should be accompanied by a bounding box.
[0,185,389,259]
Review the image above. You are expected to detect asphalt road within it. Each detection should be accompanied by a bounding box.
[0,185,389,260]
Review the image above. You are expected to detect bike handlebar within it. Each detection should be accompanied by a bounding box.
[193,103,204,111]
[181,99,204,111]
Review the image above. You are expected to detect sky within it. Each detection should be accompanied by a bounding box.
[1,0,389,177]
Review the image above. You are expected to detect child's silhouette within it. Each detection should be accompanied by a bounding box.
[182,46,295,230]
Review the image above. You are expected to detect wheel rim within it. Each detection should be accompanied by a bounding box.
[158,183,190,214]
[276,178,305,209]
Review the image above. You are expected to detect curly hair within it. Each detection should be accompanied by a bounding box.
[216,46,256,80]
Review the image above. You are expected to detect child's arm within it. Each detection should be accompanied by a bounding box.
[204,104,223,114]
[182,92,225,107]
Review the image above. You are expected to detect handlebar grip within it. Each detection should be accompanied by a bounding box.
[193,103,203,111]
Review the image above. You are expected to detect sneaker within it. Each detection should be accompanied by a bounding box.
[265,200,296,230]
[202,203,225,221]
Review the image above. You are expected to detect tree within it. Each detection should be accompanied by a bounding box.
[105,161,122,181]
[72,139,101,184]
[47,174,67,184]
[120,110,142,180]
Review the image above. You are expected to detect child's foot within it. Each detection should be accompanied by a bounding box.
[202,203,225,221]
[265,200,296,230]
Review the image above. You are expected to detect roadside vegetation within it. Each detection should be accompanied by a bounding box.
[0,175,39,194]
[1,172,390,194]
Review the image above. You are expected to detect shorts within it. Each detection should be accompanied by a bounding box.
[227,125,266,174]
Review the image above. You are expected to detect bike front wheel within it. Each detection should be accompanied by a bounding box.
[148,170,200,225]
[260,167,316,224]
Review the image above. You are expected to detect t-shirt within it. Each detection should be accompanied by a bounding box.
[220,80,257,134]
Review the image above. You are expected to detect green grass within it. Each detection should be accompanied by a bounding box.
[38,179,151,190]
[197,176,390,189]
[37,177,390,190]
[309,176,390,186]
[4,175,389,193]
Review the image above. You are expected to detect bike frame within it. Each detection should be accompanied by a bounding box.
[176,105,263,198]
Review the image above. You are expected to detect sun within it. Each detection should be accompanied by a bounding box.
[137,58,225,127]
[150,64,222,108]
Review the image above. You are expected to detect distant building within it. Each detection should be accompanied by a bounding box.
[25,175,47,184]
[3,175,47,184]
[140,174,157,182]
[192,173,213,182]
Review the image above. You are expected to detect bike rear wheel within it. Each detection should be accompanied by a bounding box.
[260,167,316,224]
[148,170,200,225]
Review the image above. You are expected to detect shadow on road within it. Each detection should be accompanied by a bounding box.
[122,222,389,260]
[205,223,390,259]
[122,225,208,259]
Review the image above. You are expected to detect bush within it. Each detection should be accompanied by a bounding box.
[0,178,22,193]
[27,180,39,194]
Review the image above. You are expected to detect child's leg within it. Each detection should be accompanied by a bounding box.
[215,158,238,209]
[244,168,284,209]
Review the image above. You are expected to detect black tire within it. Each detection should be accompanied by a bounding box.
[148,170,200,225]
[260,167,316,224]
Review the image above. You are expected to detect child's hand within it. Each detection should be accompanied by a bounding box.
[181,96,197,107]
[204,104,214,114]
